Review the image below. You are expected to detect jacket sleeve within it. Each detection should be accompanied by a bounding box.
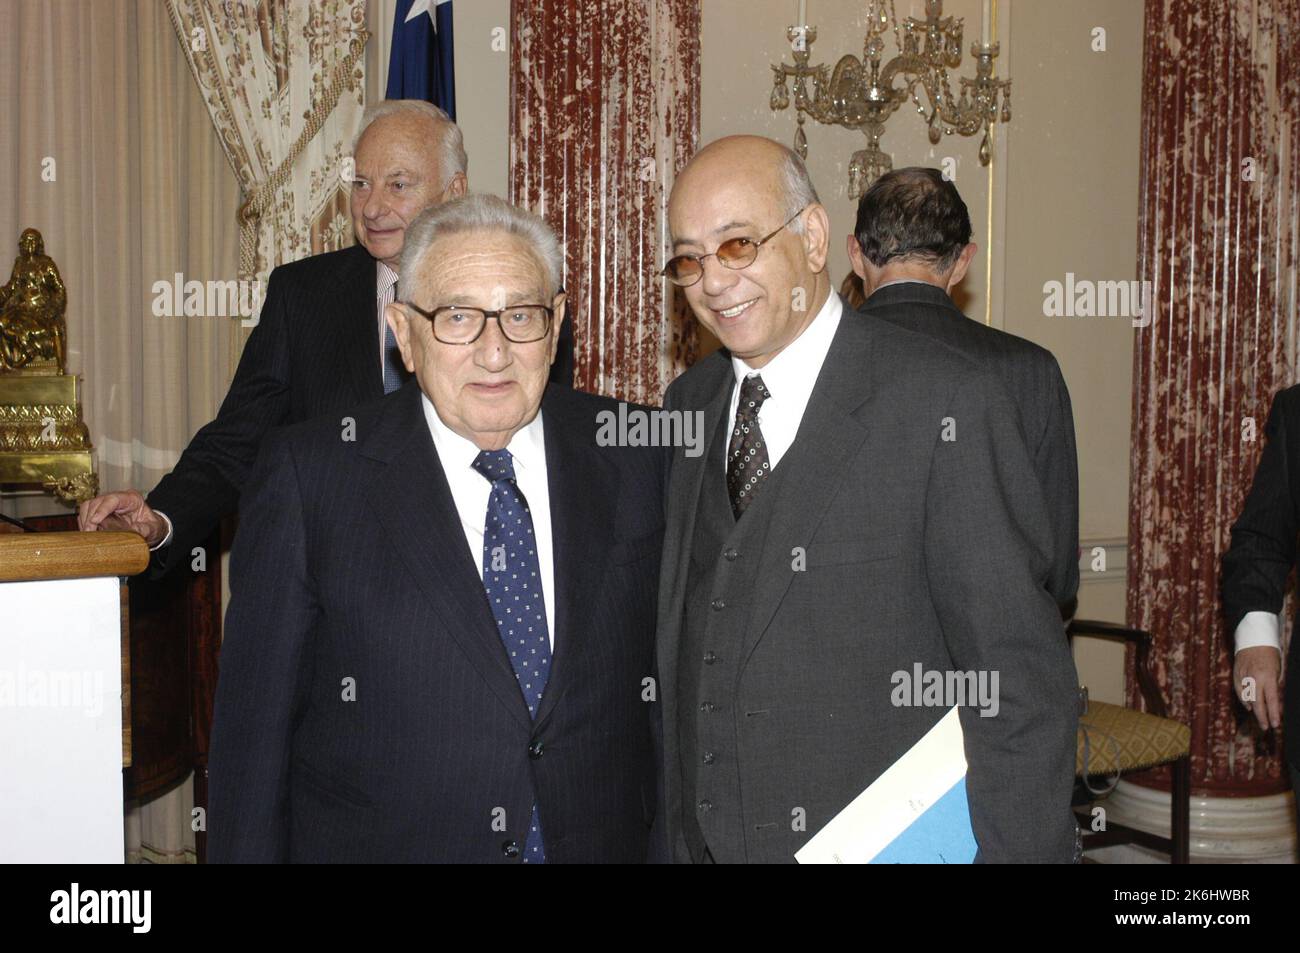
[924,372,1080,863]
[145,265,295,577]
[648,375,675,862]
[1036,355,1081,612]
[646,620,670,865]
[1222,390,1298,636]
[206,429,318,863]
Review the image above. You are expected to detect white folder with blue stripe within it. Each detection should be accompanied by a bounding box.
[796,706,978,864]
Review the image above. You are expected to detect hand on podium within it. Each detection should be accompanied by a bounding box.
[78,490,169,548]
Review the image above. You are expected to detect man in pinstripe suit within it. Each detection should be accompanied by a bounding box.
[79,101,572,572]
[208,195,663,863]
[77,100,470,571]
[1223,383,1300,830]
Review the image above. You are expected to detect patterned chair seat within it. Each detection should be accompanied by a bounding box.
[1076,699,1191,776]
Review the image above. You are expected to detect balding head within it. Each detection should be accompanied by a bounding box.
[673,136,819,232]
[667,136,830,368]
[350,103,469,270]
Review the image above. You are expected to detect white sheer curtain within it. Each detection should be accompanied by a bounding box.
[1,0,242,861]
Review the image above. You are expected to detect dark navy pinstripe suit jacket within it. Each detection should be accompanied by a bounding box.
[208,381,664,862]
[1223,384,1300,771]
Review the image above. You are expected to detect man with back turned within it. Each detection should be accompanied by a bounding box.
[848,167,1080,616]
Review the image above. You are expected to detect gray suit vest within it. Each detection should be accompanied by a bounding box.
[676,396,787,863]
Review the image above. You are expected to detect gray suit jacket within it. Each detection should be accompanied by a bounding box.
[860,281,1080,612]
[656,295,1080,863]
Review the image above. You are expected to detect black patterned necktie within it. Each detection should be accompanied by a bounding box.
[726,374,772,519]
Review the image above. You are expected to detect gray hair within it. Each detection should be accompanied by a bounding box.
[353,99,468,187]
[778,145,820,234]
[398,194,565,299]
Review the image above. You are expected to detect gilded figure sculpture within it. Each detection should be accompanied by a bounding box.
[0,228,96,503]
[0,228,68,372]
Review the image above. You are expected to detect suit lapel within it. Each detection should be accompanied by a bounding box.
[738,303,877,665]
[364,383,532,728]
[534,388,617,727]
[656,359,734,701]
[334,245,384,405]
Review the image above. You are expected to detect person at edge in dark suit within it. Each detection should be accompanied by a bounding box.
[208,194,663,862]
[654,136,1080,863]
[848,167,1080,617]
[76,100,574,572]
[1223,383,1300,833]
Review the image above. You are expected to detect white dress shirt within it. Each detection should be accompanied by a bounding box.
[422,394,557,649]
[725,291,843,474]
[1234,611,1283,656]
[152,511,174,551]
[872,277,935,293]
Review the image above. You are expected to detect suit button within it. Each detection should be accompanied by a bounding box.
[723,549,739,561]
[711,598,726,611]
[700,701,715,713]
[698,799,713,813]
[702,751,716,765]
[527,740,544,759]
[703,651,718,665]
[502,840,520,858]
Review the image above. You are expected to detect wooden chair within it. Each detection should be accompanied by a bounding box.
[1068,619,1191,864]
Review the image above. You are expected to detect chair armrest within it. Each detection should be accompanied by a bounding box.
[1067,618,1167,719]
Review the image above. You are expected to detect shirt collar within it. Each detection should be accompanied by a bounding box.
[730,290,843,392]
[873,277,941,292]
[377,261,399,299]
[421,392,547,476]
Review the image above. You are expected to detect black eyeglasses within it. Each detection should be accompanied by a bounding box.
[404,302,556,345]
[661,206,809,288]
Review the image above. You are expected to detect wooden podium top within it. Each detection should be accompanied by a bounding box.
[0,531,149,583]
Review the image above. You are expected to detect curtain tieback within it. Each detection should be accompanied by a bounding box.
[235,34,368,281]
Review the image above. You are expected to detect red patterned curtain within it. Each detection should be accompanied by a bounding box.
[509,0,701,403]
[1129,0,1300,795]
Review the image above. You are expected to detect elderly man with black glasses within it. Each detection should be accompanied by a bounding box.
[208,194,667,864]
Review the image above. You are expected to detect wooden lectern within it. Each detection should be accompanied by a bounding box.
[0,530,147,862]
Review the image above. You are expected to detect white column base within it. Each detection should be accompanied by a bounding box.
[1085,779,1297,864]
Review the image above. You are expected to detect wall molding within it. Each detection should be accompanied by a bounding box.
[1078,535,1127,584]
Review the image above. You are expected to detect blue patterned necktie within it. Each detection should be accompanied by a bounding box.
[382,323,407,394]
[472,448,551,863]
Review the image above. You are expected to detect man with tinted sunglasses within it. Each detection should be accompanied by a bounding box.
[653,135,1080,863]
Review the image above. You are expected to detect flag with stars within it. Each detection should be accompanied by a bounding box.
[386,0,456,120]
